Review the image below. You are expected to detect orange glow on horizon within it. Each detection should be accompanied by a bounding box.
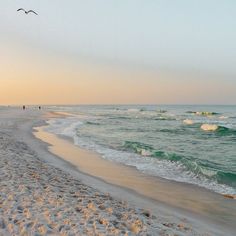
[0,42,235,105]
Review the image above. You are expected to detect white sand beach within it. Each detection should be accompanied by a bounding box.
[0,107,235,236]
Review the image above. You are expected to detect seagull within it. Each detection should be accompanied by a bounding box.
[17,8,38,15]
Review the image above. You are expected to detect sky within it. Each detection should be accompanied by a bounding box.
[0,0,236,105]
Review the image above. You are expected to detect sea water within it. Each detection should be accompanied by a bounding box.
[45,105,236,195]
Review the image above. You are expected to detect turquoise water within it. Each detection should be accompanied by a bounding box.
[45,105,236,194]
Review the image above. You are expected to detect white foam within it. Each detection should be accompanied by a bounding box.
[201,124,218,131]
[140,149,152,156]
[74,136,236,194]
[45,118,83,138]
[45,117,236,195]
[183,119,194,125]
[219,116,228,119]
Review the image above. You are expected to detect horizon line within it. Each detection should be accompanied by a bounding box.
[1,103,236,107]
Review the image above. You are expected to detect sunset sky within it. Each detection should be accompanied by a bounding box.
[0,0,235,105]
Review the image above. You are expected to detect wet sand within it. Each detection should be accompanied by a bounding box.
[34,123,236,230]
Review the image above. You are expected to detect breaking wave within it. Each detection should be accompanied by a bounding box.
[122,141,236,190]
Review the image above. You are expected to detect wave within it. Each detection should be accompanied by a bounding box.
[121,141,236,190]
[154,116,176,121]
[45,118,82,137]
[201,124,218,131]
[108,116,131,120]
[219,116,228,119]
[44,116,236,195]
[140,108,147,112]
[217,126,236,136]
[127,108,167,113]
[122,141,182,161]
[158,128,188,135]
[196,111,219,116]
[186,111,219,116]
[150,117,176,121]
[86,121,101,125]
[200,124,236,136]
[216,171,236,188]
[157,110,167,113]
[183,119,194,125]
[123,141,153,156]
[107,114,176,121]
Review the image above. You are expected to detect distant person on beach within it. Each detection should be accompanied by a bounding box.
[23,105,25,110]
[39,106,41,110]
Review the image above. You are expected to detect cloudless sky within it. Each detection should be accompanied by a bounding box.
[0,0,236,104]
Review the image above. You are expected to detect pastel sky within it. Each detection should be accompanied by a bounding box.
[0,0,235,105]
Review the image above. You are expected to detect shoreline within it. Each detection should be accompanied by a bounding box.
[35,125,236,215]
[43,110,236,197]
[35,112,236,231]
[0,108,235,235]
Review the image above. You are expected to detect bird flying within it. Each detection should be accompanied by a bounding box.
[17,8,38,15]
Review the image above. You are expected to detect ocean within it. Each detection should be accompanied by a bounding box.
[44,105,236,195]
